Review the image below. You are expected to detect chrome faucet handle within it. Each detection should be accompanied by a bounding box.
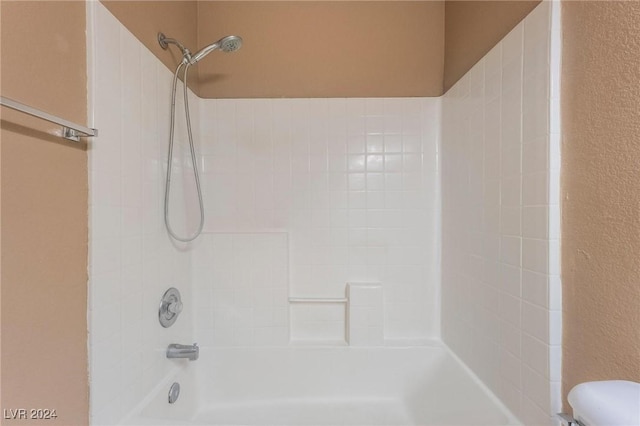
[168,300,183,315]
[159,288,183,328]
[192,343,199,361]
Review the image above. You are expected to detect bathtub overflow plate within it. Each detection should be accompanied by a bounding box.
[159,287,183,328]
[168,382,180,404]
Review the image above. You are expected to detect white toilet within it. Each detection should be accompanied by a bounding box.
[563,380,640,426]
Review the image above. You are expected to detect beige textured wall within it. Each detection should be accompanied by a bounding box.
[561,0,640,409]
[444,0,540,91]
[101,0,199,91]
[197,1,444,98]
[0,2,89,425]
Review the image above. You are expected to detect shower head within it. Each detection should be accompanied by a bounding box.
[219,35,243,53]
[189,35,243,64]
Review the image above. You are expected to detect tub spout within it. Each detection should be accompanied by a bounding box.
[166,343,199,361]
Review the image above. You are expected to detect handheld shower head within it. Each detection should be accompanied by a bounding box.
[189,35,243,64]
[219,35,243,52]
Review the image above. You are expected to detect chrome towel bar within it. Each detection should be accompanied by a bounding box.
[0,96,97,142]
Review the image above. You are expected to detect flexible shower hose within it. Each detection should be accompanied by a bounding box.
[164,61,205,242]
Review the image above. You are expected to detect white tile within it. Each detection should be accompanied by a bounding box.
[498,378,522,419]
[501,144,522,178]
[522,364,551,413]
[501,90,522,146]
[348,135,366,154]
[500,263,521,298]
[522,302,549,343]
[484,99,502,155]
[523,171,548,206]
[524,2,550,77]
[501,236,521,267]
[523,206,548,239]
[521,395,550,426]
[485,43,502,77]
[366,134,384,153]
[522,333,549,377]
[499,291,522,331]
[502,22,524,65]
[522,270,549,308]
[523,238,548,274]
[523,140,549,174]
[501,175,521,207]
[91,237,121,275]
[502,56,523,100]
[499,319,521,357]
[499,348,522,388]
[522,72,549,142]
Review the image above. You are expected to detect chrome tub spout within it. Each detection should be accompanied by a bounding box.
[166,343,199,361]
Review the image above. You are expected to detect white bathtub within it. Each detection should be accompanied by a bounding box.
[123,344,519,426]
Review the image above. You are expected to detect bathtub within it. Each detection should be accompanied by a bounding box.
[123,343,519,426]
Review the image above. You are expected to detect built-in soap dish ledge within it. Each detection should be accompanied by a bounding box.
[289,339,348,347]
[288,297,348,304]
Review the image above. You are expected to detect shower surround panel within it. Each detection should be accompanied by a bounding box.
[88,1,563,425]
[196,98,440,343]
[89,3,441,422]
[88,3,199,425]
[441,3,561,424]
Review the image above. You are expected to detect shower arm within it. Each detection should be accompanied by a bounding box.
[158,33,192,63]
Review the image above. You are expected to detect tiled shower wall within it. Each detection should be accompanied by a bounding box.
[89,3,441,420]
[194,98,441,343]
[192,233,290,346]
[441,2,561,424]
[88,3,197,424]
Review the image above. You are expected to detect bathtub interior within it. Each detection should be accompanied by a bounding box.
[125,345,519,426]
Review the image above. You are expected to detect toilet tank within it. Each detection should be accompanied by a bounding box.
[568,380,640,426]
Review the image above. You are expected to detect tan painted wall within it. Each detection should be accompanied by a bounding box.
[0,2,89,425]
[561,0,640,409]
[99,1,544,98]
[101,0,199,91]
[443,0,540,91]
[196,1,444,98]
[101,1,444,98]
